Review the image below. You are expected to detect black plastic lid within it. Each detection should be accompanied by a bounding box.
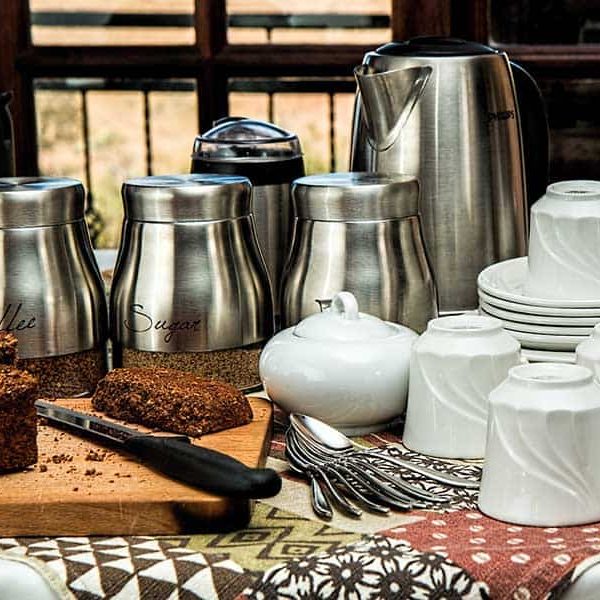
[377,37,497,57]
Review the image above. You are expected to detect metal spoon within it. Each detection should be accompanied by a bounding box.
[284,433,333,520]
[288,430,390,514]
[290,413,480,489]
[290,429,415,509]
[286,431,362,518]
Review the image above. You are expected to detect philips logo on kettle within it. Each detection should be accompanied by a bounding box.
[487,110,515,124]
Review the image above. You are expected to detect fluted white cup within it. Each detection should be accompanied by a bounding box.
[403,314,521,459]
[479,362,600,526]
[527,180,600,300]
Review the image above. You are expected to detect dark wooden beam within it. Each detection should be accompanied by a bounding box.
[214,45,369,76]
[451,0,489,42]
[391,0,451,39]
[0,0,37,175]
[195,0,228,133]
[18,46,204,77]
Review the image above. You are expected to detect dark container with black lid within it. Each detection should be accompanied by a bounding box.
[191,117,304,321]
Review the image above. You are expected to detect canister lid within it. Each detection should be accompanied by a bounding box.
[292,172,419,221]
[192,117,302,162]
[122,174,251,223]
[0,177,85,228]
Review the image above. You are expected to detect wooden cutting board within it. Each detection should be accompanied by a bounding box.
[0,396,273,536]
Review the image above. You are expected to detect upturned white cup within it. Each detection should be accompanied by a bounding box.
[479,362,600,526]
[527,180,600,300]
[403,314,521,459]
[576,323,600,379]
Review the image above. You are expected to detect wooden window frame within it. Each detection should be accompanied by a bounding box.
[1,0,600,175]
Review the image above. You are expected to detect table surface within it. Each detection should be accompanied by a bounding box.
[1,398,600,600]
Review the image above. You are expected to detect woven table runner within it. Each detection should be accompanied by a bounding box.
[3,406,599,599]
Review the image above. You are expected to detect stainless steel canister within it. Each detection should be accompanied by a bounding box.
[191,117,304,322]
[111,174,273,389]
[0,177,108,396]
[281,172,438,333]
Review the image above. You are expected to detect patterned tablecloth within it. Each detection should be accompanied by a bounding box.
[2,406,600,600]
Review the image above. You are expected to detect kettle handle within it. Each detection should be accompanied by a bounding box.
[510,61,549,209]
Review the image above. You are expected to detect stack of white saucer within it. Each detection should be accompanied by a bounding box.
[477,180,600,363]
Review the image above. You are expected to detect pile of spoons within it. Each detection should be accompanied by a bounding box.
[285,413,480,520]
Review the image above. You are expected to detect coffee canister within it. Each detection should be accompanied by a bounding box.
[191,117,304,320]
[0,177,108,396]
[111,174,273,389]
[281,172,438,333]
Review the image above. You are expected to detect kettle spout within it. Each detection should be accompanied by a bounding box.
[354,65,432,151]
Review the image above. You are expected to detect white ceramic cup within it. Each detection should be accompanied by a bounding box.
[403,314,521,459]
[479,362,600,527]
[527,180,600,300]
[576,322,600,379]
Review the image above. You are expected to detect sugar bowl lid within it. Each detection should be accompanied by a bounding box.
[0,177,85,227]
[293,292,401,341]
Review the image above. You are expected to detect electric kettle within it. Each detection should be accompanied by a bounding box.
[350,37,549,313]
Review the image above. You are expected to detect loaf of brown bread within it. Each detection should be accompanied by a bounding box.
[0,364,39,471]
[91,367,253,437]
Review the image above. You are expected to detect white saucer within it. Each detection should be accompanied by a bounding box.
[521,348,576,364]
[479,306,595,335]
[478,257,600,309]
[480,301,600,326]
[507,329,587,351]
[478,290,600,317]
[479,300,600,326]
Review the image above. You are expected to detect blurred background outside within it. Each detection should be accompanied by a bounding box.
[29,0,600,247]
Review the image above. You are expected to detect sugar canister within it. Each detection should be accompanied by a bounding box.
[0,177,108,396]
[111,174,273,389]
[281,172,438,333]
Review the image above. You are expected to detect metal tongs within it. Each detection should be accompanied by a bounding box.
[285,413,479,520]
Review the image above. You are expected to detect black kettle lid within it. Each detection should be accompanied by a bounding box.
[377,37,497,57]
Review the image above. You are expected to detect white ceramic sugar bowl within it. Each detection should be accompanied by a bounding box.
[259,291,418,435]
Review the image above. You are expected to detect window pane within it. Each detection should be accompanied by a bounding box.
[491,0,600,44]
[35,80,198,247]
[227,0,391,45]
[30,0,195,46]
[229,80,354,173]
[540,78,600,182]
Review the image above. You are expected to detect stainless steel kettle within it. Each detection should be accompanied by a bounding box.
[351,37,549,313]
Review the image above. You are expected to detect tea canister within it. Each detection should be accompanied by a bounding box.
[191,117,304,321]
[281,172,438,333]
[0,177,108,396]
[111,174,273,390]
